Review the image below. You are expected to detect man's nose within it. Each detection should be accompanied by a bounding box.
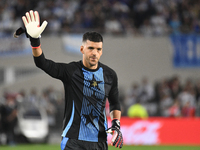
[92,49,97,55]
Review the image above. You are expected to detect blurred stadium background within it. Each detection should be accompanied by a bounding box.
[0,0,200,149]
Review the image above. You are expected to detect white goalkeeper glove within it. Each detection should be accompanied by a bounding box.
[106,119,123,149]
[22,10,47,38]
[21,10,48,48]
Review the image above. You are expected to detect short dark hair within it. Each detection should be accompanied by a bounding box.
[82,31,103,43]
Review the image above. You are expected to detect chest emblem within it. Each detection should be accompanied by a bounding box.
[89,74,102,90]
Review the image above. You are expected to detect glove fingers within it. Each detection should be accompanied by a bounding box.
[30,10,35,22]
[39,21,48,35]
[34,11,40,24]
[119,139,123,149]
[22,16,28,27]
[116,136,123,148]
[25,12,31,23]
[112,129,123,148]
[112,133,119,146]
[116,136,121,147]
[118,131,123,148]
[111,130,118,143]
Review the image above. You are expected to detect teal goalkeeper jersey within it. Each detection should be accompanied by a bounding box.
[34,53,121,142]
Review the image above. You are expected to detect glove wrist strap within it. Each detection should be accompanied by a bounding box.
[30,37,40,48]
[111,119,120,129]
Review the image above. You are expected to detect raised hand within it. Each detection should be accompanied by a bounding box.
[22,10,48,38]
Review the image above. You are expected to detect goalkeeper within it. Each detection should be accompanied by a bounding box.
[18,10,123,149]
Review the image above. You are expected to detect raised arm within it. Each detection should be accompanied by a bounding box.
[32,47,42,57]
[20,10,66,80]
[22,10,47,57]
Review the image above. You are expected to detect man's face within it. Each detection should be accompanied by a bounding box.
[81,40,103,69]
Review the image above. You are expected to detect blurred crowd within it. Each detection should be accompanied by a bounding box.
[0,86,64,145]
[1,0,200,36]
[122,75,200,118]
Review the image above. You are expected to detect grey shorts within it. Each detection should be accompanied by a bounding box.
[61,137,108,150]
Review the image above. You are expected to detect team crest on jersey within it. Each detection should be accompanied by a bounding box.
[89,74,102,91]
[92,81,97,87]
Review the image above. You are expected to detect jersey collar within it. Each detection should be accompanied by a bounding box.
[80,60,100,72]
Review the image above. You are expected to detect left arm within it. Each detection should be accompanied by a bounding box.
[107,70,123,149]
[110,110,121,120]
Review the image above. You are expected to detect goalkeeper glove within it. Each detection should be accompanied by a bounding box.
[106,119,123,149]
[21,10,48,48]
[13,27,26,38]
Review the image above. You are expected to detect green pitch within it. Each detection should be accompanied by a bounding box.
[1,144,200,150]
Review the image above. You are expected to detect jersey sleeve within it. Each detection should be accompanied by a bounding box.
[108,70,121,112]
[33,53,66,81]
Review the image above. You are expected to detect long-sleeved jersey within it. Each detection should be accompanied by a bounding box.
[34,53,121,142]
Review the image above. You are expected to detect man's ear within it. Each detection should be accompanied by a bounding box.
[80,46,84,54]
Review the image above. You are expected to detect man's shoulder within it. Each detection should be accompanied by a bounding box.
[67,60,81,66]
[61,61,81,72]
[99,62,117,75]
